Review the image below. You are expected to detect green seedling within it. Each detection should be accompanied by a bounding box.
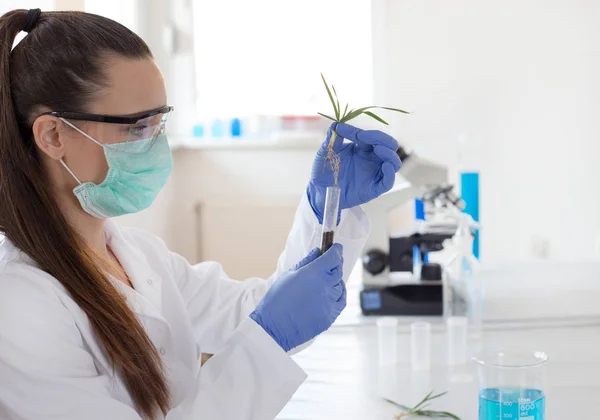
[318,73,409,185]
[383,390,461,419]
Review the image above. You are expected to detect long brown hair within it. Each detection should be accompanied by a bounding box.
[0,10,170,419]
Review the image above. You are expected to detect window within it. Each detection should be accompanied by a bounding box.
[192,0,372,119]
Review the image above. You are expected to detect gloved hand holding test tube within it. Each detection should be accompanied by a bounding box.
[308,74,407,254]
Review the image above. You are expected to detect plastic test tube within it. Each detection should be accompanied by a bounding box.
[377,317,398,366]
[447,316,468,366]
[411,322,431,371]
[320,186,341,254]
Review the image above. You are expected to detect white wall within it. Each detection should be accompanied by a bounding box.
[167,147,315,262]
[373,0,600,263]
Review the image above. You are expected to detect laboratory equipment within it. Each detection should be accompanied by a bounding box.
[377,317,398,366]
[445,212,483,336]
[230,118,242,137]
[359,227,455,316]
[460,171,480,258]
[192,124,204,138]
[475,349,547,420]
[410,322,431,371]
[210,119,224,138]
[359,146,475,316]
[320,186,341,254]
[446,316,468,366]
[361,146,462,288]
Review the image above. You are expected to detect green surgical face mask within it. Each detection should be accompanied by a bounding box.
[60,119,173,218]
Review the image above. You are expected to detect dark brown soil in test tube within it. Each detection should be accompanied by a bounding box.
[321,231,335,255]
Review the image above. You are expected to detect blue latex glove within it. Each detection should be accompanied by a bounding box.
[250,244,346,352]
[307,122,402,223]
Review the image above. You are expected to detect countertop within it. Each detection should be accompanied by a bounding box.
[277,262,600,419]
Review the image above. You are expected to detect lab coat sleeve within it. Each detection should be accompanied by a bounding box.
[272,191,371,284]
[179,317,307,419]
[0,271,306,420]
[174,192,370,354]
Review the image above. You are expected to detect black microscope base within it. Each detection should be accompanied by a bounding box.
[360,283,443,316]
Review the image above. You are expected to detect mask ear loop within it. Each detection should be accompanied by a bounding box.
[59,159,82,184]
[59,117,104,147]
[58,117,104,185]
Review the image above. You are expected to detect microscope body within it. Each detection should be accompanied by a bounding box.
[359,149,461,316]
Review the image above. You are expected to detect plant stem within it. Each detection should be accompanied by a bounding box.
[324,130,341,187]
[328,130,337,149]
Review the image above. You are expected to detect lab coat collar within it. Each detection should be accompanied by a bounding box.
[104,220,164,321]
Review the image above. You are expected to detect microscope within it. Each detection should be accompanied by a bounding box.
[359,147,465,316]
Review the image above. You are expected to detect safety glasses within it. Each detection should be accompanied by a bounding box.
[42,105,174,154]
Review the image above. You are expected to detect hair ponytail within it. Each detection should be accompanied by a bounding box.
[0,10,170,419]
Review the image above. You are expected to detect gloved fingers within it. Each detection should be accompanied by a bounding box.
[374,162,397,197]
[317,243,344,270]
[335,123,373,152]
[327,265,343,280]
[294,248,321,270]
[329,279,345,301]
[373,145,402,172]
[336,281,347,305]
[336,123,398,151]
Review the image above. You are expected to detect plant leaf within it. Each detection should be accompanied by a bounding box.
[428,391,449,402]
[364,111,389,125]
[413,390,435,410]
[332,85,341,120]
[415,391,448,410]
[388,390,459,420]
[341,106,377,122]
[342,105,411,123]
[339,108,354,122]
[435,411,461,419]
[342,103,349,119]
[321,73,339,120]
[417,410,460,419]
[317,112,337,122]
[381,397,411,412]
[380,106,411,114]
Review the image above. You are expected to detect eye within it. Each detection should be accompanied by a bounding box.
[130,124,149,137]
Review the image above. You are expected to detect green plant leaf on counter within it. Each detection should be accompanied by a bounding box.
[383,390,461,419]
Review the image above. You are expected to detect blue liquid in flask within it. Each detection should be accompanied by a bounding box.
[479,388,545,420]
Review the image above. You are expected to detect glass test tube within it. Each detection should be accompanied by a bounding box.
[320,186,341,255]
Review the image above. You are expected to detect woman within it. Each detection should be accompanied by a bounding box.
[0,8,401,420]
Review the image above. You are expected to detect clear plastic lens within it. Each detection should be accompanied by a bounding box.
[104,113,169,153]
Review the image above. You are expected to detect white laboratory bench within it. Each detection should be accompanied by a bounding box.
[278,262,600,419]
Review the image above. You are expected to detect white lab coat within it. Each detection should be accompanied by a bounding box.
[0,194,370,420]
